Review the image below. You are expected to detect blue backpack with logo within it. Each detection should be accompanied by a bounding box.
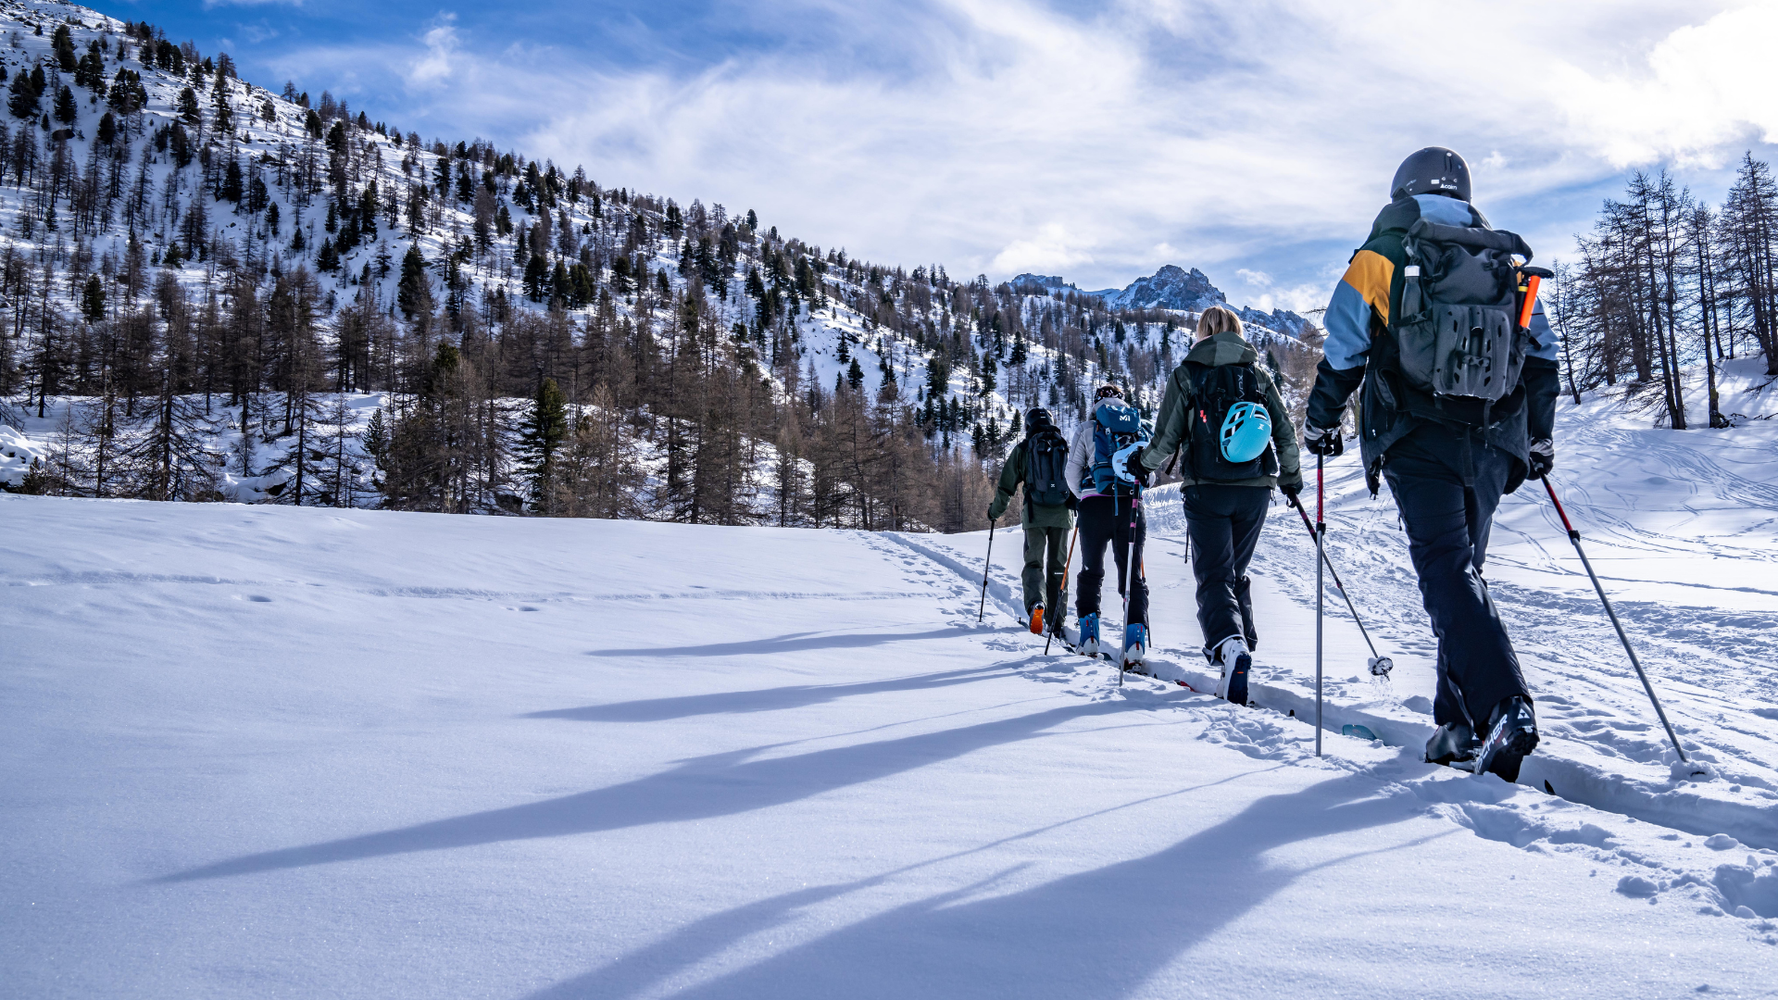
[1089,399,1145,497]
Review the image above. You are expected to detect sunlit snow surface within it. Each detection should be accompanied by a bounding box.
[4,373,1777,997]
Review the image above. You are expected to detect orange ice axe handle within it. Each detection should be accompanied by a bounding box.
[1517,266,1553,329]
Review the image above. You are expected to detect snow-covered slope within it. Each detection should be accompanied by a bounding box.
[5,363,1776,997]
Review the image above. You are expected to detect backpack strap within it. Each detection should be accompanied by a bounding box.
[1022,436,1036,521]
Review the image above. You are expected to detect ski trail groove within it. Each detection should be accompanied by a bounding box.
[893,525,1778,853]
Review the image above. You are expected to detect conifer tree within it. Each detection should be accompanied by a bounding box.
[82,275,105,323]
[53,84,76,125]
[361,407,388,486]
[8,70,40,120]
[128,370,217,501]
[518,377,568,513]
[310,393,360,507]
[222,158,243,203]
[396,245,431,318]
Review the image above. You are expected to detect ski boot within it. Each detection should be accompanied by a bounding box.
[1211,636,1251,706]
[1423,722,1478,766]
[1028,603,1045,636]
[1475,696,1539,782]
[1078,612,1101,657]
[1121,623,1148,665]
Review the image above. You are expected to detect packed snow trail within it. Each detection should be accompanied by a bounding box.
[933,367,1778,855]
[2,489,1774,1000]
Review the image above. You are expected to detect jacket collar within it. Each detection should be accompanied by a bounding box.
[1185,329,1258,367]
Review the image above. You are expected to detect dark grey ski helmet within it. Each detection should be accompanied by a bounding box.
[1390,147,1471,202]
[1025,406,1053,430]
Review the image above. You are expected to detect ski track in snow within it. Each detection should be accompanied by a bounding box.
[897,385,1778,938]
[6,380,1778,996]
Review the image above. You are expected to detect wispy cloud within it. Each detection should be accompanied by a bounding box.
[406,15,458,89]
[264,0,1778,303]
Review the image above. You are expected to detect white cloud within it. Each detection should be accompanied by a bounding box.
[990,224,1096,275]
[268,1,1778,305]
[237,22,280,45]
[406,16,459,89]
[1249,283,1329,315]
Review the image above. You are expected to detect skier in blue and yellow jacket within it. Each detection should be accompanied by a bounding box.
[1303,147,1561,782]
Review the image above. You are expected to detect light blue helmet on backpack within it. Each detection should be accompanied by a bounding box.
[1220,401,1272,463]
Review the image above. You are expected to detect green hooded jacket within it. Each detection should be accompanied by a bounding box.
[988,436,1075,528]
[1138,329,1303,491]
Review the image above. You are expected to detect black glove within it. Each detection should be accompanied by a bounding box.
[987,506,998,522]
[1064,494,1078,511]
[1304,425,1344,457]
[1128,454,1151,487]
[1279,480,1302,507]
[1527,438,1554,480]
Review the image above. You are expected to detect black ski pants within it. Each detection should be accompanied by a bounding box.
[1021,524,1069,626]
[1075,495,1147,625]
[1382,425,1530,730]
[1180,484,1268,653]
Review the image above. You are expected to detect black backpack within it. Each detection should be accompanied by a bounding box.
[1024,428,1072,508]
[1183,361,1277,480]
[1392,218,1536,426]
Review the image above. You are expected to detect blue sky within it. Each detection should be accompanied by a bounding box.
[98,0,1778,313]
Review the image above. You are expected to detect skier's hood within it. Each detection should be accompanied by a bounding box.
[1184,328,1258,368]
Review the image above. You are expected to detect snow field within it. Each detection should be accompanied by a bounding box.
[3,464,1776,998]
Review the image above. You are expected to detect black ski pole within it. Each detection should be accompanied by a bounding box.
[1046,520,1079,656]
[1286,493,1393,676]
[1542,476,1689,764]
[1315,452,1325,758]
[978,520,995,623]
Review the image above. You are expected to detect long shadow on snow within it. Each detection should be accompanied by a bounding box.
[523,772,1425,1000]
[518,769,1286,1000]
[155,688,1137,884]
[584,627,969,659]
[526,666,1007,723]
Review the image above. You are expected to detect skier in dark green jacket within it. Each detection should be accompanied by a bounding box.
[988,407,1075,637]
[1123,305,1302,704]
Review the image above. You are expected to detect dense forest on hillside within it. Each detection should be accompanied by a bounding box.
[0,1,1326,531]
[0,1,1769,529]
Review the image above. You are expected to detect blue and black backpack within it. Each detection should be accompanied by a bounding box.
[1089,399,1145,497]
